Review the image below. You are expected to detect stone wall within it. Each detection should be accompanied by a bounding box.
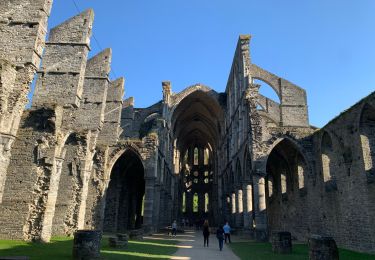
[0,0,53,203]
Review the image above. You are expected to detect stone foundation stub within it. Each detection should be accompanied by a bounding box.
[129,229,144,240]
[271,231,292,254]
[72,230,102,260]
[308,235,339,260]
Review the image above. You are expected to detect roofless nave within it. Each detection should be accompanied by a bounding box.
[0,0,374,254]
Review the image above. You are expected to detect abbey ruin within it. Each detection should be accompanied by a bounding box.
[0,0,374,254]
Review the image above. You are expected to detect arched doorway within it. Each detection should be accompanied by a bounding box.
[103,149,145,233]
[171,88,223,226]
[265,138,308,240]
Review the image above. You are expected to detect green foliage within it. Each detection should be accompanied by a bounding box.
[229,241,375,260]
[0,236,179,260]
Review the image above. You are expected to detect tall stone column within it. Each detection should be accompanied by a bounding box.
[40,158,64,241]
[237,189,244,227]
[152,183,161,228]
[243,183,254,229]
[231,192,236,225]
[253,174,268,241]
[143,176,156,231]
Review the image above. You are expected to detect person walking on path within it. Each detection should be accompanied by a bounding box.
[223,222,231,243]
[216,225,225,251]
[202,219,210,247]
[172,220,177,236]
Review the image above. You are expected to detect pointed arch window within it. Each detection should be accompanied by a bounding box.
[193,193,199,212]
[194,147,199,165]
[205,193,209,212]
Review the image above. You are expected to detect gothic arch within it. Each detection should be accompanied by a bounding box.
[107,143,144,177]
[243,147,252,179]
[266,138,310,196]
[170,84,221,113]
[103,148,145,233]
[321,131,334,182]
[263,136,311,176]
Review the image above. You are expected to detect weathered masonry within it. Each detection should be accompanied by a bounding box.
[0,0,374,254]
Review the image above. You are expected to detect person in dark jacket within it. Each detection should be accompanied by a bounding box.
[202,219,210,247]
[216,225,225,251]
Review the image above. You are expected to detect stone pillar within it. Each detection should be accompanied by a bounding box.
[253,174,268,241]
[40,157,64,242]
[75,49,113,230]
[143,176,156,230]
[243,184,254,229]
[152,183,161,228]
[237,189,244,227]
[0,134,15,202]
[231,192,236,225]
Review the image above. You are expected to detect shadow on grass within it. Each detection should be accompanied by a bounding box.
[101,236,180,259]
[0,236,181,260]
[229,241,375,260]
[0,237,73,260]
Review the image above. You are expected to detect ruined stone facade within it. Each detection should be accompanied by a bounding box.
[0,1,374,254]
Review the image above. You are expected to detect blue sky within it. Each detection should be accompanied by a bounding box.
[39,0,375,127]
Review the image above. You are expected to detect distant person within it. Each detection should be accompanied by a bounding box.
[182,218,185,228]
[216,225,225,251]
[202,220,210,247]
[172,220,177,236]
[223,222,231,243]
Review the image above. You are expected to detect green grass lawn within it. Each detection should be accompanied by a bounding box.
[229,241,375,260]
[0,235,179,260]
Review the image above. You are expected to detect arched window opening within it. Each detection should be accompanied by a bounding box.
[321,132,333,183]
[297,155,306,190]
[359,104,375,181]
[204,148,210,165]
[253,78,281,104]
[193,193,199,213]
[182,192,186,213]
[141,195,145,217]
[205,193,209,213]
[281,170,287,194]
[194,147,199,165]
[268,176,274,197]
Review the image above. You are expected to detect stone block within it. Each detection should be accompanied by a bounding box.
[308,235,339,260]
[72,230,102,260]
[129,229,143,240]
[271,231,292,254]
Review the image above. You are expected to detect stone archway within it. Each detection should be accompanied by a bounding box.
[265,138,309,240]
[103,149,145,233]
[171,88,224,226]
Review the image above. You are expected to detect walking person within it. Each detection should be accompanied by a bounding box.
[216,225,225,251]
[223,221,231,243]
[202,219,210,247]
[172,220,177,236]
